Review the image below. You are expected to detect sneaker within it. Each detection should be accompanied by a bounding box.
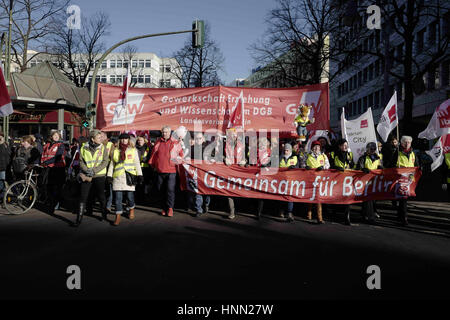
[228,212,235,220]
[168,208,174,217]
[287,212,294,222]
[161,209,166,216]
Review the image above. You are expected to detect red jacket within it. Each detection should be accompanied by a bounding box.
[149,137,184,173]
[41,142,66,168]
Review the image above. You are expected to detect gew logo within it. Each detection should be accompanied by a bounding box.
[106,93,145,125]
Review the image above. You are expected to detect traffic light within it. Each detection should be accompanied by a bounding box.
[85,102,96,119]
[192,20,205,48]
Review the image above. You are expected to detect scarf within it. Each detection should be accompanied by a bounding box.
[119,142,129,162]
[89,140,100,150]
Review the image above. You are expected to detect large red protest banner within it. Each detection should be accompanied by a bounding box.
[178,163,421,204]
[95,83,329,135]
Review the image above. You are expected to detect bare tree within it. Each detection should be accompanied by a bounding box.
[117,44,145,88]
[338,0,449,133]
[47,11,110,87]
[171,22,224,88]
[0,0,70,72]
[250,0,348,87]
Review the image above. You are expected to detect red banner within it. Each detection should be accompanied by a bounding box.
[178,163,421,204]
[95,83,329,135]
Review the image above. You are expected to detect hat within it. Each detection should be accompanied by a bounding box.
[367,142,377,149]
[312,140,321,148]
[119,133,130,139]
[110,136,119,143]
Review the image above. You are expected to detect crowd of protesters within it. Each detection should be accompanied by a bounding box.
[0,124,447,228]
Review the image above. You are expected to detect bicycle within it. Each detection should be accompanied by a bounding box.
[3,165,47,215]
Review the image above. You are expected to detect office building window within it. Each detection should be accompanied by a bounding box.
[117,60,122,68]
[428,21,437,45]
[110,60,116,68]
[441,60,449,87]
[139,60,144,68]
[363,67,368,82]
[375,59,380,77]
[101,61,107,69]
[363,96,368,112]
[138,75,144,83]
[358,99,362,114]
[117,75,123,83]
[368,93,374,108]
[160,65,164,72]
[123,60,129,68]
[374,90,380,109]
[131,75,137,84]
[145,75,151,83]
[132,60,137,68]
[101,75,107,83]
[110,75,116,84]
[145,60,151,68]
[165,65,171,72]
[369,64,374,81]
[427,68,436,90]
[358,71,362,86]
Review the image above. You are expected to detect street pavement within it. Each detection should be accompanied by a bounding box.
[0,199,449,300]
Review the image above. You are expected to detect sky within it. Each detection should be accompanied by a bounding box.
[70,0,277,84]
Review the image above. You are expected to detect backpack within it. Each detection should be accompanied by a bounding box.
[13,148,30,174]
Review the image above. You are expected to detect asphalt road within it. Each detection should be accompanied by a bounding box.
[0,199,449,300]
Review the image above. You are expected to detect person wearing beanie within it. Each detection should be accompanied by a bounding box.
[75,130,109,226]
[330,138,355,225]
[278,143,298,222]
[107,133,143,226]
[305,140,330,224]
[357,142,384,225]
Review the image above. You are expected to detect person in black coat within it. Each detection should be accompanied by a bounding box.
[0,133,11,204]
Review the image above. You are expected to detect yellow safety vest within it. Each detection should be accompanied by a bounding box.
[140,147,150,168]
[295,115,310,126]
[330,151,354,169]
[307,153,327,169]
[280,155,298,168]
[112,148,137,178]
[105,141,114,157]
[362,155,381,170]
[397,150,415,168]
[80,144,106,175]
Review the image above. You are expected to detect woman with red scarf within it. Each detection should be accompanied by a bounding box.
[106,133,143,226]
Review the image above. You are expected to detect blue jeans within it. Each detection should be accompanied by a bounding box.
[287,202,294,213]
[0,171,5,200]
[297,125,307,137]
[114,191,135,215]
[188,192,210,213]
[106,183,113,209]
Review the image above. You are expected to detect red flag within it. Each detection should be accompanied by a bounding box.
[0,66,13,117]
[114,65,131,120]
[227,91,244,129]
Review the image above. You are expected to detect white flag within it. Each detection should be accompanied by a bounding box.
[426,136,444,172]
[341,107,378,162]
[418,99,450,140]
[377,91,398,142]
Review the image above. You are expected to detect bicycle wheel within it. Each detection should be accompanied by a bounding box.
[3,180,38,215]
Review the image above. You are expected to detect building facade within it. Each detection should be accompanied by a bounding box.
[329,0,450,133]
[23,51,182,89]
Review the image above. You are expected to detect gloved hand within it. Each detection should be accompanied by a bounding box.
[289,165,296,169]
[305,166,311,170]
[86,168,94,177]
[442,184,448,191]
[137,175,144,185]
[337,167,345,172]
[362,168,370,174]
[106,176,113,185]
[316,166,324,171]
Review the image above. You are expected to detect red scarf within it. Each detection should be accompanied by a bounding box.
[119,142,128,161]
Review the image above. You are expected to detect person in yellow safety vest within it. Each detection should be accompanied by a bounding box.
[357,142,384,225]
[103,135,118,214]
[106,133,143,226]
[76,130,110,227]
[278,143,298,222]
[394,135,418,226]
[330,138,355,225]
[305,140,330,224]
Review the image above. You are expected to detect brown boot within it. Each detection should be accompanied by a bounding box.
[129,208,135,220]
[317,204,324,224]
[307,204,313,220]
[113,214,121,226]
